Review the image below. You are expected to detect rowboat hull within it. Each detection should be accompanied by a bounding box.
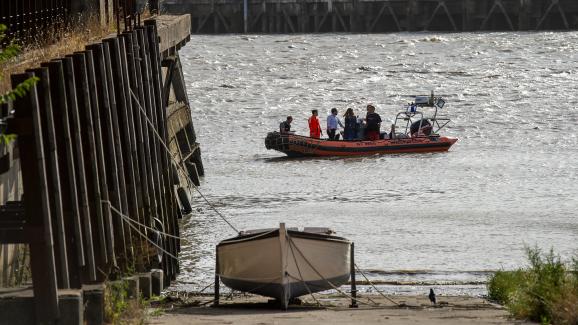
[217,225,351,308]
[265,132,457,157]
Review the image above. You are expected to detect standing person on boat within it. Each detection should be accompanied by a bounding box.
[308,110,322,139]
[343,108,357,141]
[365,104,382,141]
[279,116,293,134]
[326,108,344,140]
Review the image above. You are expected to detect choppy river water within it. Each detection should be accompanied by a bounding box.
[173,32,578,296]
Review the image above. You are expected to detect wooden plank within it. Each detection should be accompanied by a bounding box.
[133,28,156,239]
[44,59,85,288]
[145,22,177,282]
[118,35,148,269]
[154,25,181,281]
[63,56,97,282]
[145,23,173,281]
[170,56,188,104]
[28,66,70,289]
[146,14,192,55]
[123,30,152,268]
[137,27,165,270]
[86,43,117,267]
[102,39,132,269]
[161,57,176,108]
[85,49,113,268]
[69,52,101,281]
[11,71,59,322]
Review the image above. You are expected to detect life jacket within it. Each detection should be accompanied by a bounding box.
[308,116,321,135]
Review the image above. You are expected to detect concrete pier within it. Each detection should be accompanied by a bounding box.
[0,288,83,325]
[151,269,165,296]
[161,0,578,33]
[83,284,105,325]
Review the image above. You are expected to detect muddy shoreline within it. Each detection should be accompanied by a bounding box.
[150,293,534,324]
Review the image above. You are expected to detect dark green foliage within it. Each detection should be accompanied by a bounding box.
[487,269,526,304]
[1,77,40,104]
[487,247,578,324]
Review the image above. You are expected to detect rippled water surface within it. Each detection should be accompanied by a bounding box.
[174,32,578,295]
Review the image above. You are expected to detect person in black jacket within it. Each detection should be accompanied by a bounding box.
[279,116,293,134]
[365,104,382,141]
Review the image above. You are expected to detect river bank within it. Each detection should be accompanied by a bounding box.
[149,293,534,324]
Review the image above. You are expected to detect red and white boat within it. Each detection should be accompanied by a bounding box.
[265,93,457,157]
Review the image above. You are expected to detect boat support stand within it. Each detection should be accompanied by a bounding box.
[213,251,220,306]
[349,242,358,308]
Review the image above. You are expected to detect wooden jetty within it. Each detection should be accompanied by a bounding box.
[0,14,202,324]
[161,0,578,33]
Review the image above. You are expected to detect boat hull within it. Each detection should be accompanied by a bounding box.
[265,132,458,157]
[217,228,351,307]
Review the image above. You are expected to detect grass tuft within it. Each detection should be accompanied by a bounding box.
[487,247,578,324]
[104,280,148,325]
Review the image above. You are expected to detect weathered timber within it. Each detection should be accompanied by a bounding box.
[121,32,149,271]
[118,37,147,271]
[27,67,70,289]
[64,55,98,282]
[11,72,59,322]
[86,43,117,268]
[1,15,201,324]
[44,59,86,288]
[103,37,135,264]
[102,40,131,269]
[71,52,106,281]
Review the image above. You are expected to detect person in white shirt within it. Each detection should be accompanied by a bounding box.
[326,108,344,140]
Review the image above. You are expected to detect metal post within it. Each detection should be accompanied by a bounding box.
[349,242,358,308]
[213,250,220,306]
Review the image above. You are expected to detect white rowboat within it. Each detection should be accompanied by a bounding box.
[216,223,352,308]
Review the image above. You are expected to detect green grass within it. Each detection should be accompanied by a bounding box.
[487,247,578,325]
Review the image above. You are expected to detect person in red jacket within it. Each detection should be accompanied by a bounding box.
[308,110,322,139]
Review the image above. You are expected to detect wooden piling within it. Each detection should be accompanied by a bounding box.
[102,39,132,270]
[85,48,116,267]
[11,71,59,321]
[28,67,71,290]
[71,51,108,280]
[136,27,164,270]
[145,22,180,282]
[118,37,148,270]
[86,43,118,268]
[44,59,86,288]
[64,55,98,282]
[121,32,149,270]
[103,37,134,265]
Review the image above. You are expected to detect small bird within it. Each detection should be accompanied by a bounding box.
[429,288,436,305]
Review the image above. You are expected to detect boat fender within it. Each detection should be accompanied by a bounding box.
[177,187,192,214]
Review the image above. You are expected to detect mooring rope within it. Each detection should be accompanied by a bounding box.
[354,263,400,306]
[105,201,180,260]
[101,200,183,240]
[130,90,239,234]
[286,236,380,307]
